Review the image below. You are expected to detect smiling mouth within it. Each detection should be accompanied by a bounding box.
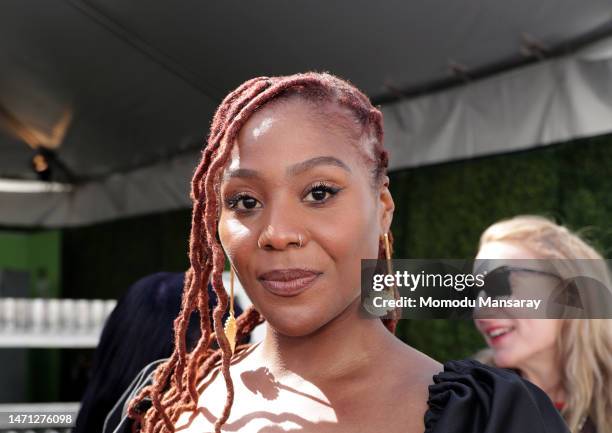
[485,326,515,342]
[257,269,322,297]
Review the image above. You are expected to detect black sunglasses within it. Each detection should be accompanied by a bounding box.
[478,265,563,299]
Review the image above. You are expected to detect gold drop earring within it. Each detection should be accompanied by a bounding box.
[383,232,392,274]
[224,266,237,355]
[382,232,396,306]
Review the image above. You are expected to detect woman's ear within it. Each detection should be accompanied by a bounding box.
[378,175,394,234]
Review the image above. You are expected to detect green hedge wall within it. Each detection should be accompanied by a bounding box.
[61,134,612,362]
[389,134,612,361]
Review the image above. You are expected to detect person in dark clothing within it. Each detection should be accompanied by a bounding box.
[75,271,243,433]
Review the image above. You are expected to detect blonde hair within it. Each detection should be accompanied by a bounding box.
[476,215,612,433]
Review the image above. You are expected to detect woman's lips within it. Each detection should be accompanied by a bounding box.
[483,325,515,346]
[257,268,322,297]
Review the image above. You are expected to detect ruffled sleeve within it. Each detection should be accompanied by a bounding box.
[424,359,570,433]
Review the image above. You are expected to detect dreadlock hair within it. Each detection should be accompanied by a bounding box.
[127,71,398,433]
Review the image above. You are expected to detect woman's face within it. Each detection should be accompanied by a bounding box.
[474,241,562,368]
[218,98,394,337]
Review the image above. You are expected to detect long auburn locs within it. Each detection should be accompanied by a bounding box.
[126,72,396,433]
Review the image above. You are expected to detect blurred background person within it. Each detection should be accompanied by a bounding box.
[473,215,612,433]
[74,271,245,433]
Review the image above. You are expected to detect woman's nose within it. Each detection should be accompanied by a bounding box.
[256,204,306,251]
[258,225,303,251]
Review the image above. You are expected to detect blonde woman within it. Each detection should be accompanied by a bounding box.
[474,215,612,433]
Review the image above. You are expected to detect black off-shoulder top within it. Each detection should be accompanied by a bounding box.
[104,359,570,433]
[425,359,570,433]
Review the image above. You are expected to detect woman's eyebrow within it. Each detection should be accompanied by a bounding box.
[223,168,260,181]
[287,156,351,176]
[223,156,351,181]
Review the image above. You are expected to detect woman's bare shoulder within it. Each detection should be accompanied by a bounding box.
[371,344,442,433]
[390,340,443,385]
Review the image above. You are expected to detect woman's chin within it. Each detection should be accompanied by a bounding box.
[492,351,520,369]
[254,296,358,338]
[262,309,332,338]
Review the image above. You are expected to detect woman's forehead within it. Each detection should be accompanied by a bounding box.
[477,241,540,260]
[239,98,358,142]
[227,100,367,172]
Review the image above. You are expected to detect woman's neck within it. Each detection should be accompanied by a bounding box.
[517,353,565,403]
[257,298,399,383]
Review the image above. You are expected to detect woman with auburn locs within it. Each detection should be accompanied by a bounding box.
[474,216,612,433]
[123,73,568,433]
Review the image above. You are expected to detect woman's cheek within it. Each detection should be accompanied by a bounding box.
[219,215,252,248]
[218,217,258,289]
[526,320,560,351]
[321,214,377,292]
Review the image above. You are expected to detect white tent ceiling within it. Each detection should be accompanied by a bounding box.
[1,1,612,227]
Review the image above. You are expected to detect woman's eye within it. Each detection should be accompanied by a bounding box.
[227,193,261,211]
[304,182,341,203]
[226,183,340,210]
